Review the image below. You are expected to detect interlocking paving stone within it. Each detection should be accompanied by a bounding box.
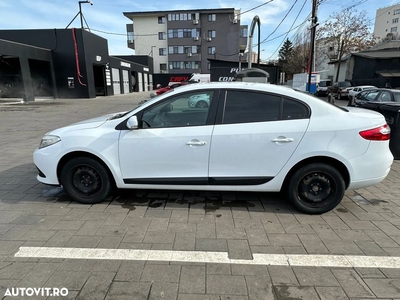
[268,265,299,286]
[16,262,58,287]
[76,271,115,300]
[293,267,340,286]
[140,264,180,283]
[274,286,320,300]
[148,282,179,300]
[227,239,253,260]
[179,265,206,294]
[363,278,400,298]
[315,286,349,300]
[0,262,36,280]
[206,275,247,295]
[105,281,151,300]
[114,260,145,282]
[44,270,91,291]
[330,269,375,298]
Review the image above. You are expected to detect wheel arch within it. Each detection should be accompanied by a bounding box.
[282,156,350,191]
[57,151,117,188]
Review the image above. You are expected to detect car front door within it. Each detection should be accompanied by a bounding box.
[118,90,217,185]
[208,90,310,185]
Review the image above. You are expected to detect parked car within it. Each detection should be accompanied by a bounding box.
[315,79,332,97]
[33,82,393,214]
[354,88,400,107]
[188,93,211,108]
[348,85,377,100]
[328,81,355,100]
[150,82,187,98]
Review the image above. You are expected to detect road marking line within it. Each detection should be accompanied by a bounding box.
[14,247,400,268]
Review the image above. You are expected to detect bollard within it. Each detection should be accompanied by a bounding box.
[348,95,355,107]
[328,94,335,104]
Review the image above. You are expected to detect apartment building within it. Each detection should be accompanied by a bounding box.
[123,8,248,74]
[374,3,400,40]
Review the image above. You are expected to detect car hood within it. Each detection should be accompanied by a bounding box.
[48,112,123,135]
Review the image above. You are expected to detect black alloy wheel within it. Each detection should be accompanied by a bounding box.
[60,157,111,204]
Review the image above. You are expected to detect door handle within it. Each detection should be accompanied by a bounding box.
[272,137,294,143]
[186,139,207,146]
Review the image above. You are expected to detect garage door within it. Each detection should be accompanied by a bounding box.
[112,68,121,95]
[138,72,143,92]
[122,70,129,94]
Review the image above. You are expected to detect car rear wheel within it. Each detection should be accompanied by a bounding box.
[60,157,112,204]
[196,101,208,108]
[287,163,345,214]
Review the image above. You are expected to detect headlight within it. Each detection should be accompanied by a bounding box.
[39,135,61,149]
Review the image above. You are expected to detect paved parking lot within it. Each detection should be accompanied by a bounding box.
[0,93,400,299]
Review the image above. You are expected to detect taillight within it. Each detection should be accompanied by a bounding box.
[359,124,391,141]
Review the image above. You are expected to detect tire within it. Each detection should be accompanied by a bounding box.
[60,157,112,204]
[287,163,345,214]
[196,101,208,108]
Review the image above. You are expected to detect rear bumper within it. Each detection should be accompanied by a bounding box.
[347,141,393,190]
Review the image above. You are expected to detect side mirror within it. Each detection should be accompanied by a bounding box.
[126,116,139,130]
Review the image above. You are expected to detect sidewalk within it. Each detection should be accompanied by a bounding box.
[0,92,399,300]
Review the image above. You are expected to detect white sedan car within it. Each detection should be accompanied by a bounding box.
[348,85,377,99]
[34,82,393,214]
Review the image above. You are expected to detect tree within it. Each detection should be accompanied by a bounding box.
[278,38,309,79]
[278,38,294,79]
[317,7,376,82]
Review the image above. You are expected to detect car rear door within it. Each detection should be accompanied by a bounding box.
[208,90,310,185]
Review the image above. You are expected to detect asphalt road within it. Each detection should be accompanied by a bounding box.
[0,92,399,300]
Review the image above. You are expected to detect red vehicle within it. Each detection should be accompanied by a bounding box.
[150,82,187,98]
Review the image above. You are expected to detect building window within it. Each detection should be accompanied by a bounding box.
[167,13,192,21]
[158,32,166,40]
[168,28,199,38]
[158,16,165,24]
[127,32,134,44]
[240,27,248,38]
[160,64,167,71]
[393,18,399,23]
[208,30,216,38]
[395,9,400,15]
[169,61,185,70]
[391,27,398,32]
[159,48,166,56]
[208,46,216,55]
[208,14,216,21]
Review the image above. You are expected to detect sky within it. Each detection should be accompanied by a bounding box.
[0,0,398,61]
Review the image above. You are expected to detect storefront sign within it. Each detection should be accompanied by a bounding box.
[121,62,131,68]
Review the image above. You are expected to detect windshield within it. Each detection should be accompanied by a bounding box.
[319,81,330,87]
[339,82,353,87]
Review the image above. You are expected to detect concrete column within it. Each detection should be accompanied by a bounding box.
[20,58,35,102]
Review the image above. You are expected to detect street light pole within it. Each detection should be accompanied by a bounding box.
[307,0,318,92]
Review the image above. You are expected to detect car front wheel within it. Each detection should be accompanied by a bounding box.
[196,101,208,108]
[60,157,112,204]
[287,163,345,214]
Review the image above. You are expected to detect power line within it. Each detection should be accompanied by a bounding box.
[259,0,299,45]
[266,0,308,60]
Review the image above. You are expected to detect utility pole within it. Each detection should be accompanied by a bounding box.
[307,0,318,92]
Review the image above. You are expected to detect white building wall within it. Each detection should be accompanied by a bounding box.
[133,16,168,73]
[374,4,400,41]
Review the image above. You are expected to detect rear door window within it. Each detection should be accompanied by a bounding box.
[221,90,310,124]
